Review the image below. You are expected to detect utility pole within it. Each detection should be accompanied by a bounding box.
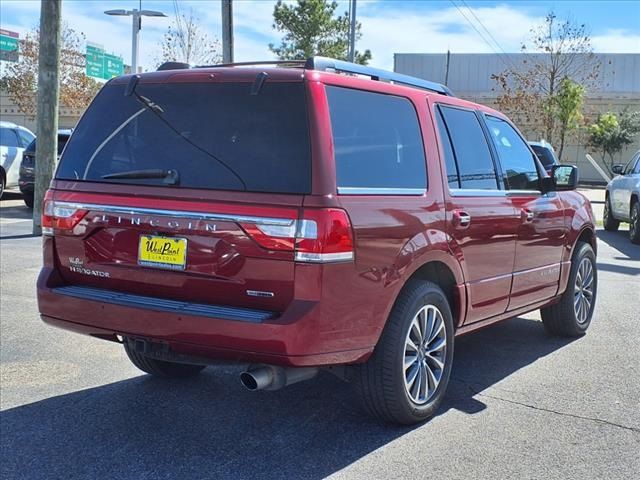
[33,0,61,235]
[348,0,357,62]
[221,0,234,63]
[131,9,141,73]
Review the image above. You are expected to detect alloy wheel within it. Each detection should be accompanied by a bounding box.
[574,257,594,324]
[403,305,447,404]
[631,205,638,238]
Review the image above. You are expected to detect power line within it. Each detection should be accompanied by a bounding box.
[448,0,516,72]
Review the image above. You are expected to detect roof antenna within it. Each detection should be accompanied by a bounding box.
[250,72,268,95]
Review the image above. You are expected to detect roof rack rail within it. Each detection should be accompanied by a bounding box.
[156,56,453,96]
[305,56,454,96]
[195,60,306,69]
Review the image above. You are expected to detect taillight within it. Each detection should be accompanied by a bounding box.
[294,209,354,263]
[41,192,88,236]
[242,208,354,263]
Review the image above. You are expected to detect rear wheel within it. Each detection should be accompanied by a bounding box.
[0,173,5,199]
[354,281,454,425]
[124,339,206,378]
[603,196,619,231]
[630,201,640,245]
[541,242,597,337]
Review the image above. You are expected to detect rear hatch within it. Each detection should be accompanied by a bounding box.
[48,75,312,314]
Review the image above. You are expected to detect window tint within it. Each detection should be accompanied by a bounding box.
[17,129,34,148]
[485,116,539,190]
[57,82,311,194]
[326,86,426,191]
[435,107,459,188]
[439,106,498,189]
[0,128,20,147]
[530,145,557,169]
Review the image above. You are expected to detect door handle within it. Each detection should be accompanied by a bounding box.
[522,209,535,223]
[453,210,471,229]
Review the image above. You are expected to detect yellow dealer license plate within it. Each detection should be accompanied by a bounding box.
[138,235,187,270]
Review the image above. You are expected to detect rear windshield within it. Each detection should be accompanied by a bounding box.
[57,81,311,193]
[530,145,556,168]
[26,134,69,155]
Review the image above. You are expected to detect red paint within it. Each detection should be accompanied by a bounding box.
[37,67,596,367]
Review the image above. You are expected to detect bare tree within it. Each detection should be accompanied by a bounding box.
[1,26,101,119]
[158,10,221,66]
[491,12,600,149]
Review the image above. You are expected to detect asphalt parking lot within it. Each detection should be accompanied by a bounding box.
[1,190,638,480]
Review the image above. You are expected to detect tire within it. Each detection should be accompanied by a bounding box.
[0,173,5,200]
[23,194,34,209]
[124,339,206,378]
[629,200,640,245]
[354,280,455,425]
[603,195,619,231]
[541,242,597,337]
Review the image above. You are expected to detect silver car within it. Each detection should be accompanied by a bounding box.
[0,121,36,198]
[604,150,640,244]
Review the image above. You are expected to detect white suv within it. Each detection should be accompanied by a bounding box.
[0,121,35,198]
[604,150,640,244]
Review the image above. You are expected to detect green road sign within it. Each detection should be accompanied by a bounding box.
[0,29,19,62]
[86,43,105,78]
[86,43,124,79]
[104,53,124,78]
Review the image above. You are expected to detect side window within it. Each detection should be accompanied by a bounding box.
[0,128,20,148]
[326,86,426,192]
[485,116,540,190]
[439,106,499,190]
[435,107,460,189]
[628,153,640,174]
[17,129,35,148]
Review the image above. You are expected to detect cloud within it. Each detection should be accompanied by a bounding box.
[592,29,640,53]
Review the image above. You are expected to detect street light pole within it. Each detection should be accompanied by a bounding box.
[104,8,166,74]
[348,0,357,63]
[131,9,140,73]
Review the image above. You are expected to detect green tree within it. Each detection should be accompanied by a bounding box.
[269,0,372,64]
[588,110,640,173]
[554,77,585,161]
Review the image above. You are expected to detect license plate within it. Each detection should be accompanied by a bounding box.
[138,235,187,270]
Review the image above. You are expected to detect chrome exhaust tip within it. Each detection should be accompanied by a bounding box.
[240,365,318,391]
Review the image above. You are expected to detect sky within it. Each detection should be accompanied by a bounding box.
[1,0,639,73]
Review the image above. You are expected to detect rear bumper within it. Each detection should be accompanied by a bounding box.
[37,268,373,367]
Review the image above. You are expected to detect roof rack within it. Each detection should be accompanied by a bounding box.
[305,56,453,96]
[156,56,454,96]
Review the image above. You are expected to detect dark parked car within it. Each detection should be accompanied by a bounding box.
[19,129,72,208]
[529,140,560,175]
[37,57,597,425]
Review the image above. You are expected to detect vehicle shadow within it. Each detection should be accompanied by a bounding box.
[597,229,639,266]
[0,317,573,480]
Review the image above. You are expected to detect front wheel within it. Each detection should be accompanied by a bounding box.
[603,196,619,231]
[541,242,597,337]
[629,201,640,245]
[124,339,206,378]
[23,194,34,209]
[354,281,454,425]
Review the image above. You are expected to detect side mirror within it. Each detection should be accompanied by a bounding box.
[551,164,578,191]
[612,164,624,175]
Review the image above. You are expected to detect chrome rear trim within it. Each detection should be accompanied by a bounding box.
[50,201,295,226]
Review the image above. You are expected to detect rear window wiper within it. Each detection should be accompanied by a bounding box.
[102,168,179,185]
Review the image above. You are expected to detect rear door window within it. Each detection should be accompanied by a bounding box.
[439,106,499,190]
[326,86,426,193]
[435,107,460,189]
[56,82,311,194]
[485,116,540,190]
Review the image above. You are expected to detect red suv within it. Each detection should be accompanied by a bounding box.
[37,57,597,425]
